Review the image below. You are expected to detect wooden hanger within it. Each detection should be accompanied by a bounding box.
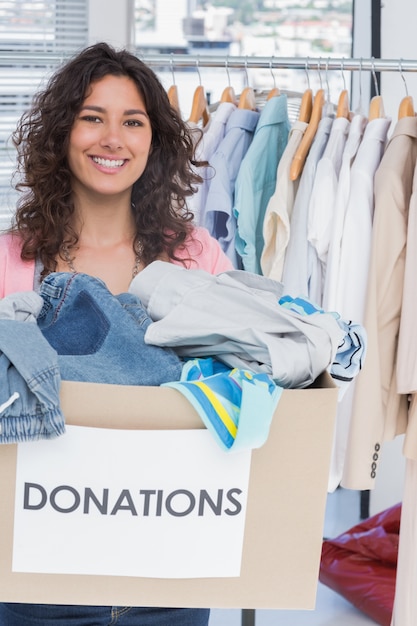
[220,85,237,104]
[167,84,180,114]
[336,59,350,119]
[398,95,415,119]
[189,84,210,126]
[238,58,256,111]
[298,60,313,123]
[336,89,350,119]
[167,56,180,115]
[267,86,280,100]
[398,62,415,119]
[368,60,385,121]
[238,86,257,110]
[267,59,280,100]
[290,88,325,181]
[298,88,313,123]
[368,95,385,121]
[220,58,238,105]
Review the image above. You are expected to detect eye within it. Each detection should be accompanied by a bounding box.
[124,119,145,127]
[79,114,102,123]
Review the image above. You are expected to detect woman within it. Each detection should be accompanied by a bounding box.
[0,42,232,625]
[0,41,231,297]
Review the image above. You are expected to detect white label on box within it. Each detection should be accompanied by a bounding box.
[13,425,252,578]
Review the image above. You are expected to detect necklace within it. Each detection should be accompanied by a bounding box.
[61,243,143,280]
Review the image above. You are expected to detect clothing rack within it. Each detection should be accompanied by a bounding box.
[1,51,417,73]
[140,54,417,74]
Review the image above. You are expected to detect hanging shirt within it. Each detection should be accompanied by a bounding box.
[281,115,333,298]
[307,115,350,306]
[334,116,391,494]
[233,95,291,274]
[323,113,367,311]
[203,107,260,267]
[187,102,236,225]
[334,116,391,322]
[336,115,400,492]
[323,113,368,491]
[260,119,309,281]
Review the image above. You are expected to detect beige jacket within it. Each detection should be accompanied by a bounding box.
[342,116,417,490]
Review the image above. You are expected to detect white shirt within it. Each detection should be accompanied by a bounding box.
[335,116,391,322]
[323,114,367,311]
[336,116,391,493]
[260,120,308,281]
[325,116,391,492]
[307,116,350,306]
[187,102,236,225]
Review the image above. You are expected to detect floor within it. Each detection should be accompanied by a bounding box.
[209,487,379,626]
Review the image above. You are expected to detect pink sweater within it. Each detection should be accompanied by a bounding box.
[0,227,233,298]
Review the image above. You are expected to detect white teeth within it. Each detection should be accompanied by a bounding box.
[92,157,125,168]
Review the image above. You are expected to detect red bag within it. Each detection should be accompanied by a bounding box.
[319,502,401,626]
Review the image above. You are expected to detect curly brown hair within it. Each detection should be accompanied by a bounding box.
[11,42,204,275]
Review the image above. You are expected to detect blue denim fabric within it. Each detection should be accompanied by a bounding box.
[0,319,64,443]
[37,272,182,385]
[0,604,210,625]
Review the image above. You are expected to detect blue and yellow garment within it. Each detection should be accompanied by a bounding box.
[163,357,282,453]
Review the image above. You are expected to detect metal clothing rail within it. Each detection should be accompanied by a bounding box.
[1,51,417,73]
[140,54,417,74]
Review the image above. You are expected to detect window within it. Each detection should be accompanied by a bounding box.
[134,0,354,111]
[0,0,88,229]
[0,0,355,229]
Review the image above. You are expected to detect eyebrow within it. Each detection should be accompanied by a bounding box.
[80,105,149,117]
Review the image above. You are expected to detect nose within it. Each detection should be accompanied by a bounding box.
[99,122,123,151]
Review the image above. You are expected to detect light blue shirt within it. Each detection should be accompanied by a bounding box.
[233,95,291,274]
[202,108,260,268]
[188,101,236,225]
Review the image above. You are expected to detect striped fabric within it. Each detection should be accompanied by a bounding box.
[164,358,282,452]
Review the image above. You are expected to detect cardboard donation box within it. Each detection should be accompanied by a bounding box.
[0,372,338,610]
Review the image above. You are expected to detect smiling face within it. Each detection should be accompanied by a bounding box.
[67,74,153,205]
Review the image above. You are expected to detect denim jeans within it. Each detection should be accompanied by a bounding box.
[0,604,210,625]
[0,291,65,443]
[37,272,182,385]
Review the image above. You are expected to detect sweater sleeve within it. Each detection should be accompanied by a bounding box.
[173,226,234,274]
[0,234,36,298]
